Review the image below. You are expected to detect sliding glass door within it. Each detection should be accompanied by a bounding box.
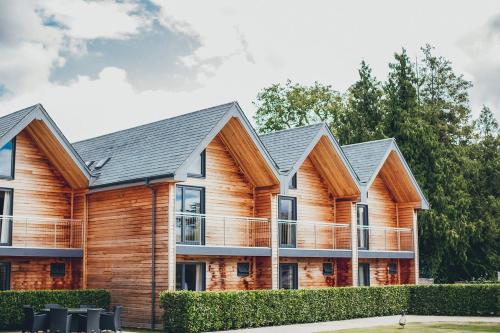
[176,263,205,291]
[278,196,297,248]
[176,186,205,245]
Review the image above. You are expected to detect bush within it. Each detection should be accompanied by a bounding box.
[0,289,110,329]
[160,284,500,333]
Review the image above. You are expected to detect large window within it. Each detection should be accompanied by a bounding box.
[358,263,370,286]
[176,263,205,291]
[279,263,298,289]
[278,196,297,248]
[0,189,13,246]
[0,262,10,290]
[176,186,205,245]
[357,204,369,250]
[288,173,297,189]
[187,150,206,178]
[0,139,15,179]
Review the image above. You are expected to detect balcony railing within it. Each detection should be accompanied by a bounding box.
[278,220,351,250]
[357,225,413,251]
[176,212,270,248]
[0,215,83,249]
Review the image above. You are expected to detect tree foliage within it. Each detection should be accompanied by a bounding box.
[253,46,499,282]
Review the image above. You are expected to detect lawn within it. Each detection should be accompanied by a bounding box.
[318,322,500,333]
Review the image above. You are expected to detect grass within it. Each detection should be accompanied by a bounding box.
[318,322,500,333]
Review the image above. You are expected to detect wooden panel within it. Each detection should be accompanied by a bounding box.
[360,259,401,286]
[280,257,340,288]
[219,118,278,187]
[1,257,81,289]
[336,258,352,286]
[86,184,169,328]
[308,136,359,197]
[399,259,416,284]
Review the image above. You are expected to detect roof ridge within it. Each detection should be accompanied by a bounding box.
[342,137,394,148]
[259,122,325,137]
[72,101,236,145]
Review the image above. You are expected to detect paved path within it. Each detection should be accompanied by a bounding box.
[216,315,500,333]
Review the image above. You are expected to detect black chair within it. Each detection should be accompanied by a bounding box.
[49,308,72,333]
[44,304,61,309]
[78,309,101,333]
[22,305,48,333]
[100,306,122,333]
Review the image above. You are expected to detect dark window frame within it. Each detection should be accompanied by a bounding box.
[278,196,297,248]
[0,262,10,290]
[0,138,16,180]
[279,263,298,289]
[288,173,297,189]
[388,262,398,275]
[0,188,14,246]
[50,263,66,277]
[176,262,206,291]
[237,262,250,277]
[358,263,370,286]
[322,262,334,276]
[357,204,369,250]
[187,150,206,178]
[176,185,206,245]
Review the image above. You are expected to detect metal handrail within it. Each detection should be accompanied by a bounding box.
[278,219,349,227]
[175,211,269,222]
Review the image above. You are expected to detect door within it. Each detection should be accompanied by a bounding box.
[279,263,298,289]
[279,196,297,248]
[0,262,10,290]
[176,263,206,291]
[0,189,13,246]
[176,186,205,245]
[357,204,369,250]
[358,263,370,286]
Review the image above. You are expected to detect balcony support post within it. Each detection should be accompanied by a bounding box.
[350,202,358,286]
[270,193,279,290]
[167,183,177,291]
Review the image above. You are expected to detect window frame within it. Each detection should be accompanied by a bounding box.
[50,263,66,277]
[0,138,16,180]
[237,262,250,277]
[279,263,298,289]
[0,188,14,246]
[322,262,334,276]
[278,196,297,248]
[176,262,206,291]
[288,173,297,189]
[358,263,370,286]
[176,185,206,245]
[388,262,398,275]
[357,204,369,250]
[187,150,206,178]
[0,262,10,290]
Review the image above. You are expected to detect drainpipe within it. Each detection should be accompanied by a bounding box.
[147,181,157,330]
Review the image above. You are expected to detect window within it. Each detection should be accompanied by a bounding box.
[388,263,398,275]
[0,139,15,179]
[278,196,297,248]
[323,262,334,276]
[279,263,298,289]
[237,262,250,277]
[187,150,206,177]
[176,186,205,245]
[50,263,66,277]
[176,263,205,291]
[358,263,370,286]
[0,189,13,246]
[0,262,10,290]
[288,173,297,189]
[357,204,369,250]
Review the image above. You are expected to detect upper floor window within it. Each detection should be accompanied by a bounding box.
[0,139,15,179]
[288,173,297,189]
[357,204,369,250]
[187,150,206,178]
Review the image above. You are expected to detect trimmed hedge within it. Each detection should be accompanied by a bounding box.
[160,284,500,333]
[0,289,110,329]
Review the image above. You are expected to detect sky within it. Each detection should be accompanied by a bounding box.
[0,0,499,142]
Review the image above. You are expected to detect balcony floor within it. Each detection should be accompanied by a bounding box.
[0,246,83,257]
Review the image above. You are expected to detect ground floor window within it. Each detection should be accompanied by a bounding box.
[176,262,205,291]
[279,263,298,289]
[0,262,10,290]
[358,263,370,286]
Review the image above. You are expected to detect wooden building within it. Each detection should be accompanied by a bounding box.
[0,102,429,328]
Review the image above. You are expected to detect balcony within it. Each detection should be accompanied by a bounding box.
[278,220,352,258]
[0,215,83,257]
[357,225,414,259]
[175,212,271,256]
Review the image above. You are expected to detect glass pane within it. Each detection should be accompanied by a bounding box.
[280,264,296,289]
[0,141,13,178]
[187,153,202,175]
[184,189,202,213]
[0,192,10,245]
[279,198,294,220]
[0,263,8,290]
[184,264,197,291]
[175,264,182,290]
[176,187,183,212]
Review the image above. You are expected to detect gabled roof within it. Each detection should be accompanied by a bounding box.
[0,104,91,188]
[342,138,429,209]
[73,102,280,188]
[261,123,360,197]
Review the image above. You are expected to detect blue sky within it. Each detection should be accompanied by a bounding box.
[0,0,499,141]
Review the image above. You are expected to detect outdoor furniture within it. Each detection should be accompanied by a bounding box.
[100,305,122,333]
[49,308,72,333]
[22,305,48,333]
[44,304,61,309]
[79,304,96,309]
[78,309,102,333]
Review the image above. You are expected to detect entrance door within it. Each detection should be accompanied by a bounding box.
[176,186,205,245]
[279,263,298,289]
[358,263,370,286]
[176,263,206,291]
[0,189,13,246]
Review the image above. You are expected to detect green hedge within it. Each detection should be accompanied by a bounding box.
[0,289,110,329]
[160,284,500,333]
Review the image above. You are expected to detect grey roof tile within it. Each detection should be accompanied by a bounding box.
[341,138,393,184]
[0,104,38,139]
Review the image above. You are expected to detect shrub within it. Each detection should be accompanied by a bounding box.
[0,289,110,329]
[160,284,500,333]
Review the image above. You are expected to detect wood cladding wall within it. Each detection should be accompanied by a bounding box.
[1,257,81,289]
[359,258,415,286]
[280,257,349,288]
[85,184,169,328]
